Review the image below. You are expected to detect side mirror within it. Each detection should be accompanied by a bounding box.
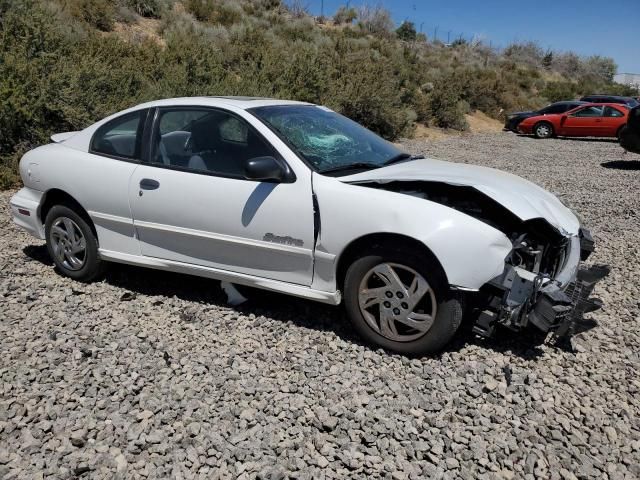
[244,156,294,183]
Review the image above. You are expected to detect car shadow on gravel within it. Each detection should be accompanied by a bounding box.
[513,134,618,144]
[442,319,547,360]
[23,244,53,266]
[557,137,619,143]
[22,244,359,340]
[601,160,640,170]
[23,244,552,360]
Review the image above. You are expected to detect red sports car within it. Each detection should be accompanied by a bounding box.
[518,103,630,139]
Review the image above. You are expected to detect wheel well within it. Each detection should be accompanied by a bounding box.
[335,233,449,292]
[39,189,98,238]
[535,120,553,131]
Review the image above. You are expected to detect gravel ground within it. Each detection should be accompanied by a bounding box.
[1,133,639,479]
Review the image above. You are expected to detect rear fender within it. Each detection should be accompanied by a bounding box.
[51,131,79,143]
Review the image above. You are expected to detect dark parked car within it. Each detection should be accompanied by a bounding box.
[504,101,587,132]
[580,95,639,107]
[619,105,640,154]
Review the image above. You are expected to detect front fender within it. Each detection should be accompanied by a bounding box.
[312,174,512,291]
[417,218,512,289]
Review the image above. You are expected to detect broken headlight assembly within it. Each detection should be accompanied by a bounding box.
[474,223,608,341]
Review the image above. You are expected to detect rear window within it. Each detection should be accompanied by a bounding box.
[91,110,147,160]
[604,106,624,117]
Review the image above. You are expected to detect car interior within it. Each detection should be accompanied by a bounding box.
[154,110,273,176]
[92,114,142,159]
[97,134,137,158]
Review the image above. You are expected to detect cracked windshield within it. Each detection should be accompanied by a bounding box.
[251,105,401,173]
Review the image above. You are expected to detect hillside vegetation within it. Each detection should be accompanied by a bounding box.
[0,0,637,188]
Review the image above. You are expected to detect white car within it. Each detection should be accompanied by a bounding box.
[10,96,607,355]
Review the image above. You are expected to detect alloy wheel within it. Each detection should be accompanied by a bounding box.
[536,124,551,138]
[49,217,87,271]
[358,262,437,342]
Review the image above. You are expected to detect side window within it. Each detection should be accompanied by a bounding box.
[91,110,146,159]
[219,117,248,144]
[604,106,624,118]
[573,106,604,117]
[152,108,277,178]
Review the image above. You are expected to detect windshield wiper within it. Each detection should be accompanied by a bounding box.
[319,154,425,174]
[319,162,381,174]
[383,153,424,166]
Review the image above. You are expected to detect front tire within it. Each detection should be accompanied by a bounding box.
[533,121,554,139]
[45,205,104,282]
[343,248,462,356]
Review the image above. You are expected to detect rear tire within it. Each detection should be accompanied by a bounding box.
[343,247,462,356]
[534,121,554,139]
[45,205,104,282]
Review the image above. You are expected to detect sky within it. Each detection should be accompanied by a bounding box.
[308,0,640,73]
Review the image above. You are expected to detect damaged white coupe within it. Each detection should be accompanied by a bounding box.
[10,97,608,355]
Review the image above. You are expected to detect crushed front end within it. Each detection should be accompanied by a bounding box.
[473,225,609,341]
[349,179,609,341]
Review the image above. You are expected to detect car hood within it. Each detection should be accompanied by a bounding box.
[339,158,580,235]
[509,111,536,117]
[521,113,562,123]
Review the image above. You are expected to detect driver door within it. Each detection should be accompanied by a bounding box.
[128,107,315,285]
[560,105,605,136]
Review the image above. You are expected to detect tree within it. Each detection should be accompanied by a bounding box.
[584,55,616,83]
[287,0,308,18]
[333,5,357,24]
[503,41,544,68]
[395,21,416,42]
[553,52,582,78]
[542,50,553,70]
[357,4,393,36]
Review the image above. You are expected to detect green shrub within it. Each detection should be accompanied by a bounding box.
[541,81,579,103]
[185,0,243,25]
[427,75,468,130]
[127,0,161,18]
[62,0,115,31]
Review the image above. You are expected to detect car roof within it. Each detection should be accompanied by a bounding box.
[581,94,634,100]
[563,103,630,113]
[132,96,314,111]
[580,102,630,107]
[552,100,586,104]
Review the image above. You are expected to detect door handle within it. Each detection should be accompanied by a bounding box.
[139,178,160,190]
